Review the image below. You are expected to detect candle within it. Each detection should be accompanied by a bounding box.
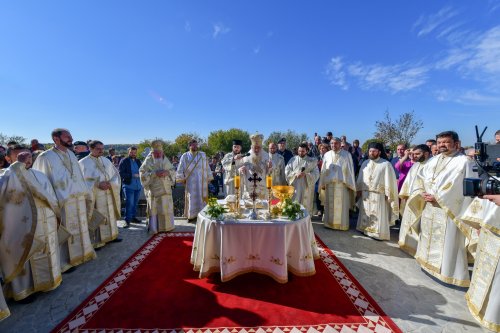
[266,175,272,188]
[234,175,240,189]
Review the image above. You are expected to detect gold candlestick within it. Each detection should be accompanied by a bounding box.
[266,175,272,214]
[234,175,240,216]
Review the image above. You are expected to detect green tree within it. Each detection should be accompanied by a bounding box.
[361,138,385,153]
[374,110,423,150]
[207,128,251,153]
[0,133,27,145]
[265,130,309,150]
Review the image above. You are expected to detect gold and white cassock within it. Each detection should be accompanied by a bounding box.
[285,155,320,214]
[414,153,476,287]
[221,152,244,196]
[461,197,500,332]
[0,162,62,301]
[356,158,399,240]
[176,151,212,219]
[241,153,271,200]
[398,161,426,256]
[79,155,121,247]
[32,148,96,272]
[140,154,176,233]
[269,153,286,186]
[319,150,356,230]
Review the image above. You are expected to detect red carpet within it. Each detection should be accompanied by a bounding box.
[52,232,402,333]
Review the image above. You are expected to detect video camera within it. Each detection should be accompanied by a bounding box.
[463,126,500,197]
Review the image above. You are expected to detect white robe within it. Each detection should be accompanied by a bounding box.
[32,148,96,272]
[461,198,500,331]
[269,153,286,186]
[79,155,121,247]
[176,151,212,219]
[140,154,176,233]
[285,156,320,214]
[0,162,62,301]
[221,152,244,196]
[319,150,356,230]
[414,152,475,287]
[356,158,399,240]
[398,161,426,256]
[241,153,271,201]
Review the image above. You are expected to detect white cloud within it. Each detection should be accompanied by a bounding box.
[434,89,500,105]
[325,57,348,90]
[413,6,459,37]
[326,58,429,94]
[212,22,230,39]
[466,26,500,74]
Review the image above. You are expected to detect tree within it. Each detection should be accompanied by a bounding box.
[207,128,251,153]
[0,133,27,146]
[361,138,384,153]
[265,130,309,150]
[374,110,423,150]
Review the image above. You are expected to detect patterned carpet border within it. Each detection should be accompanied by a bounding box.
[52,232,401,333]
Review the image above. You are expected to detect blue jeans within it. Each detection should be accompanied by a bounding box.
[124,187,141,222]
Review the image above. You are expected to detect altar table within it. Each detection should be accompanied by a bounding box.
[190,204,319,283]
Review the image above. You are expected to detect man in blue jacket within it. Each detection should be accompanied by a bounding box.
[119,146,142,228]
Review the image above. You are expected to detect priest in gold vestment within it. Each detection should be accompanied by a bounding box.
[414,131,475,287]
[32,128,95,272]
[79,140,121,247]
[268,142,286,186]
[285,143,320,214]
[461,195,500,332]
[176,139,213,220]
[398,144,431,256]
[221,140,245,196]
[140,140,176,233]
[319,138,356,230]
[0,153,62,301]
[239,133,272,200]
[356,142,399,240]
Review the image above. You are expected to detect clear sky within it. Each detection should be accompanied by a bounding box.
[1,1,499,146]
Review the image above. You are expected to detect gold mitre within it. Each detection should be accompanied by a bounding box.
[250,133,264,146]
[151,140,164,151]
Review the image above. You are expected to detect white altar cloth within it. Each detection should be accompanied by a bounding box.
[191,203,319,283]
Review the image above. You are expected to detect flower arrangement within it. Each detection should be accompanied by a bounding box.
[281,198,304,220]
[206,197,227,220]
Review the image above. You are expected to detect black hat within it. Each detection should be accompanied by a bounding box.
[73,141,88,147]
[368,142,384,152]
[278,138,286,143]
[326,131,333,136]
[232,139,242,146]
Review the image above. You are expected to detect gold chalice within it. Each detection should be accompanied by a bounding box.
[271,185,295,215]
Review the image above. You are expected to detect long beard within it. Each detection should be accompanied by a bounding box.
[250,151,264,174]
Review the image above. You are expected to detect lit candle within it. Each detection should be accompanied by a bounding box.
[266,175,272,188]
[234,175,240,189]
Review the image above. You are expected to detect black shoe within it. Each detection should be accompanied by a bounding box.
[63,266,78,274]
[111,238,123,243]
[18,293,38,304]
[188,217,197,222]
[132,217,142,223]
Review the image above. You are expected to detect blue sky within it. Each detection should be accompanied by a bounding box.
[1,1,499,146]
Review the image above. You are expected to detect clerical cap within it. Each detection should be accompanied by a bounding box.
[151,140,164,151]
[232,139,242,146]
[250,133,264,146]
[73,141,88,147]
[368,142,384,152]
[278,137,286,144]
[326,131,333,137]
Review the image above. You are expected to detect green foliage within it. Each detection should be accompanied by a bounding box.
[361,138,384,153]
[207,128,251,154]
[374,110,423,150]
[0,133,27,145]
[265,130,309,150]
[137,132,210,160]
[206,197,227,220]
[281,198,304,220]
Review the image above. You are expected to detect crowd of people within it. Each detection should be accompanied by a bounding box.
[0,128,499,332]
